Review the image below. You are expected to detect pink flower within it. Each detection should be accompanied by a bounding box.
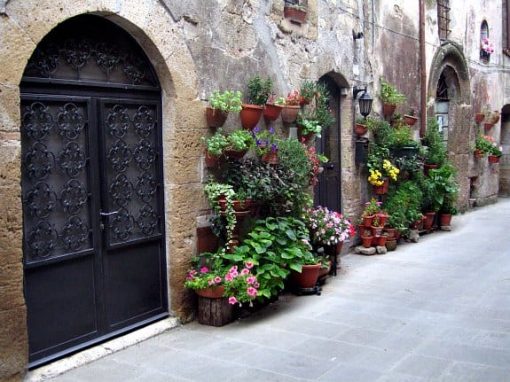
[247,287,257,297]
[200,266,209,274]
[241,268,250,275]
[253,282,260,288]
[245,261,254,269]
[225,273,233,282]
[229,265,238,273]
[214,276,222,284]
[228,296,238,305]
[247,276,256,284]
[230,270,239,278]
[208,279,215,286]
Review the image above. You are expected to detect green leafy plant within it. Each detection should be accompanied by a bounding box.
[297,115,322,137]
[362,198,382,217]
[204,181,236,242]
[226,129,253,151]
[423,118,447,165]
[278,138,311,187]
[202,130,228,156]
[300,80,316,104]
[247,76,273,105]
[427,163,459,213]
[224,217,316,300]
[389,126,417,148]
[209,90,243,112]
[384,180,423,230]
[380,78,406,105]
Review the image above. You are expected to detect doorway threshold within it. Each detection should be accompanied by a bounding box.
[25,317,180,382]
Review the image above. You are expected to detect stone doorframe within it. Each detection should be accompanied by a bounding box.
[0,1,202,379]
[427,41,472,212]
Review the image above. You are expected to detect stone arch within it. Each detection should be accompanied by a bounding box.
[0,1,201,378]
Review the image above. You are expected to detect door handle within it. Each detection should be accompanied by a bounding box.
[100,210,120,217]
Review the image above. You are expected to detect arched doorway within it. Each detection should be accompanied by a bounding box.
[500,105,510,196]
[314,73,347,212]
[20,15,167,366]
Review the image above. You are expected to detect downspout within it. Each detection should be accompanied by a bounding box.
[419,0,427,137]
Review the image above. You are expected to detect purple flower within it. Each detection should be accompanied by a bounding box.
[269,127,275,134]
[253,125,261,134]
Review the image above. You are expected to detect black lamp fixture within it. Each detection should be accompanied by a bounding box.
[353,85,373,118]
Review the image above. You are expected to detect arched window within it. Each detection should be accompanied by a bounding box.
[480,20,493,63]
[435,73,449,143]
[437,0,450,40]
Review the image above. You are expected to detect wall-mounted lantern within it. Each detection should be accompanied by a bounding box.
[353,86,373,118]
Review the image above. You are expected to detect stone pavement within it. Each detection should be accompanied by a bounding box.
[44,199,510,381]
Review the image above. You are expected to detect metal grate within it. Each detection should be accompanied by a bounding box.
[437,0,451,40]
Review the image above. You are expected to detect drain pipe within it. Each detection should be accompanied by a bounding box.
[419,0,427,137]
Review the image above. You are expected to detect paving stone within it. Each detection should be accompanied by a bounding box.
[317,363,382,382]
[391,354,452,379]
[376,246,387,254]
[354,246,376,255]
[436,362,510,382]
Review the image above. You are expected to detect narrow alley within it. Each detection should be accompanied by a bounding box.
[34,199,510,382]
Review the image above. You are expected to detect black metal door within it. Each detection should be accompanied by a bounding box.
[314,76,342,212]
[20,15,167,367]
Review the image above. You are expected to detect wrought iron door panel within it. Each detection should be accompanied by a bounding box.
[21,96,100,361]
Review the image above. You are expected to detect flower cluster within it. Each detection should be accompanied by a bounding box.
[368,168,385,186]
[285,90,301,105]
[306,145,328,186]
[481,37,495,54]
[362,198,382,217]
[253,126,278,155]
[306,206,356,246]
[185,261,259,306]
[475,135,501,156]
[368,160,399,186]
[383,159,399,181]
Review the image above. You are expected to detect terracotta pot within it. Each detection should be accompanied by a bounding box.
[263,103,283,122]
[205,107,228,128]
[361,235,373,248]
[385,239,397,251]
[373,178,389,195]
[281,105,300,124]
[205,151,220,168]
[318,261,332,279]
[474,149,484,159]
[376,235,387,246]
[488,155,500,164]
[354,123,368,136]
[262,150,279,165]
[297,127,315,143]
[358,225,371,237]
[424,163,438,176]
[423,211,436,230]
[195,286,225,299]
[439,213,452,226]
[240,104,263,130]
[383,103,396,117]
[384,227,396,239]
[291,264,321,289]
[218,198,251,212]
[371,226,384,237]
[474,113,485,124]
[223,148,248,160]
[403,115,418,126]
[283,5,307,24]
[376,213,388,227]
[484,123,494,132]
[362,215,374,228]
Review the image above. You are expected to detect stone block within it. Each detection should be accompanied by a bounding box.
[376,246,387,254]
[0,306,28,381]
[409,229,420,243]
[355,246,376,256]
[0,84,21,132]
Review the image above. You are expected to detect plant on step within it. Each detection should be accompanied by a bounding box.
[423,118,447,165]
[362,198,382,217]
[247,76,273,105]
[223,216,316,300]
[380,78,406,105]
[209,90,243,112]
[202,130,228,156]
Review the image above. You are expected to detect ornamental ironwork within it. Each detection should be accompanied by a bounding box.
[107,139,132,172]
[62,38,92,71]
[95,42,121,75]
[123,54,147,85]
[110,173,133,207]
[110,208,134,241]
[24,142,54,180]
[22,102,53,141]
[25,43,60,78]
[60,179,88,215]
[25,182,56,218]
[58,142,86,178]
[61,216,89,251]
[57,103,85,140]
[137,204,158,236]
[134,139,156,170]
[106,105,130,138]
[27,220,58,258]
[135,172,157,202]
[133,106,155,138]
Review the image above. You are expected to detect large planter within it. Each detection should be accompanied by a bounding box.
[354,123,368,136]
[403,115,418,126]
[240,104,263,130]
[385,239,397,251]
[488,155,500,164]
[383,103,397,117]
[373,178,389,195]
[281,105,300,124]
[205,107,228,128]
[291,264,321,289]
[197,295,234,327]
[263,103,283,122]
[423,211,436,231]
[283,5,307,24]
[439,213,452,227]
[318,261,332,279]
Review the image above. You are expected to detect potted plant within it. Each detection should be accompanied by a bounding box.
[403,108,418,126]
[361,198,381,227]
[488,143,503,164]
[264,94,285,122]
[483,108,500,131]
[223,129,253,160]
[300,80,316,106]
[380,78,406,117]
[439,197,457,227]
[281,90,301,124]
[388,125,420,159]
[368,159,399,195]
[474,111,485,124]
[253,127,279,164]
[355,117,368,136]
[474,134,495,159]
[206,90,242,128]
[296,114,322,143]
[422,118,446,175]
[240,76,272,130]
[202,130,228,167]
[283,2,307,24]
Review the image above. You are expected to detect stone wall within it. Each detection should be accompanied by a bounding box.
[0,0,509,379]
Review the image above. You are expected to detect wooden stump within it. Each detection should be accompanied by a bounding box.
[197,297,233,326]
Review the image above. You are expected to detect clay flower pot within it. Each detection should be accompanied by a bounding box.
[423,211,436,231]
[354,123,368,136]
[281,105,300,124]
[361,235,373,248]
[385,239,397,251]
[263,103,283,122]
[373,178,389,195]
[371,226,384,237]
[424,163,438,176]
[297,126,315,143]
[376,213,388,227]
[384,227,396,239]
[206,107,228,128]
[474,149,484,159]
[195,286,225,299]
[205,151,220,168]
[283,5,307,24]
[376,235,387,247]
[382,103,396,117]
[439,213,452,227]
[403,115,418,126]
[291,264,321,289]
[262,150,279,165]
[223,148,248,160]
[362,215,374,227]
[474,113,485,124]
[488,155,500,164]
[240,104,263,130]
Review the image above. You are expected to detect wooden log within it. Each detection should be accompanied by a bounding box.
[197,296,233,326]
